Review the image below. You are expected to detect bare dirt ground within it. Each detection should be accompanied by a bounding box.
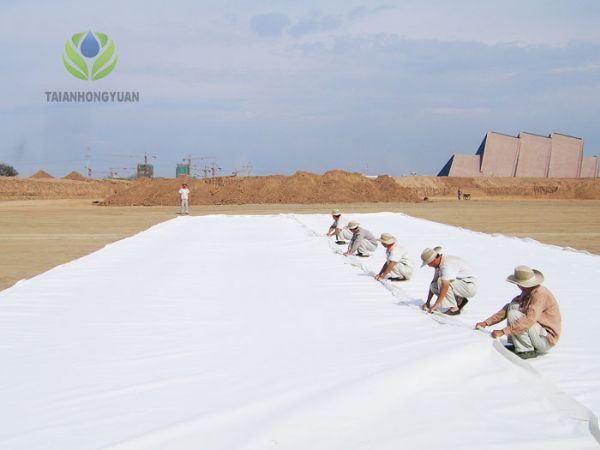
[5,171,598,205]
[0,176,130,200]
[101,173,600,205]
[1,199,599,291]
[393,176,600,200]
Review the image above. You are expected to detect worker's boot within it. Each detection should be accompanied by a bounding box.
[516,350,537,360]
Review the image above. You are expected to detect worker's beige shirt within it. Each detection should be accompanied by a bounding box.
[483,285,562,346]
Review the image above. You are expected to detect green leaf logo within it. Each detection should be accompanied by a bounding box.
[63,31,118,81]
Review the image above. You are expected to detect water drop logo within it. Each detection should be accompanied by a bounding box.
[63,31,117,81]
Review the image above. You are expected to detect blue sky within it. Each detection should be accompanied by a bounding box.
[1,0,599,177]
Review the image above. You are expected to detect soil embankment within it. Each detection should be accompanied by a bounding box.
[394,176,600,200]
[102,172,600,206]
[1,171,598,204]
[102,171,420,206]
[63,171,87,181]
[30,170,54,179]
[0,177,130,200]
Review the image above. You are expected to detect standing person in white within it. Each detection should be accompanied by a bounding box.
[326,209,353,244]
[179,183,190,215]
[420,247,477,315]
[343,221,378,257]
[375,233,415,281]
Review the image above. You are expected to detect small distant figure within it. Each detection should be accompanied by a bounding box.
[326,209,353,244]
[457,187,462,200]
[179,183,190,215]
[343,221,378,257]
[375,233,415,282]
[475,266,561,359]
[420,246,477,315]
[462,193,471,200]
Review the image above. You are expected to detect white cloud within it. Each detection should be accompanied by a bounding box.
[1,0,600,176]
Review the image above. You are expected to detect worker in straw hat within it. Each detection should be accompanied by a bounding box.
[326,209,353,244]
[420,246,477,315]
[343,221,378,257]
[475,265,561,360]
[375,233,415,281]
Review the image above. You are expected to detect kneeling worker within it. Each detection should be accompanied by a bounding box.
[326,209,353,244]
[475,265,561,359]
[343,221,378,257]
[375,233,414,281]
[420,247,477,315]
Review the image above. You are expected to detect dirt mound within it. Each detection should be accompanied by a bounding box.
[63,171,87,181]
[5,172,598,204]
[0,177,131,200]
[30,170,54,179]
[63,170,87,181]
[394,176,600,200]
[102,171,421,206]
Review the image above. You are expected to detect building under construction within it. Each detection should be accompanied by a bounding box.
[438,131,599,177]
[137,164,154,178]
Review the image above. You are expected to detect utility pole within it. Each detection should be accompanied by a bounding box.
[108,167,135,178]
[201,165,210,179]
[85,146,92,178]
[183,156,215,178]
[143,152,157,165]
[241,163,253,176]
[210,162,222,178]
[233,163,252,176]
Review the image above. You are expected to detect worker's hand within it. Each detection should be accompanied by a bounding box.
[421,302,430,311]
[343,251,350,257]
[475,322,487,330]
[375,274,383,281]
[428,304,439,314]
[491,329,504,339]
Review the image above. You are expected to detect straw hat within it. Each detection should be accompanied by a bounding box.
[506,265,544,288]
[378,233,396,245]
[346,221,359,230]
[331,209,341,216]
[420,247,440,267]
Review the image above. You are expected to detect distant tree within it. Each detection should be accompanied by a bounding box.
[0,163,18,177]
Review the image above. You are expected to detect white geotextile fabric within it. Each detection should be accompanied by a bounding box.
[0,213,598,449]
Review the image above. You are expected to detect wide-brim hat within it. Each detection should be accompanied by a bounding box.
[377,233,396,245]
[378,233,396,245]
[506,265,544,288]
[331,209,341,216]
[346,221,359,230]
[420,247,440,267]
